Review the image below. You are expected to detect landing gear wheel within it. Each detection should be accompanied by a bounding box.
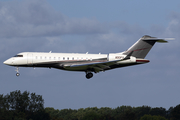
[16,73,20,76]
[86,73,93,79]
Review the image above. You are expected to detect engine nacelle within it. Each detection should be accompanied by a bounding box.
[107,53,125,61]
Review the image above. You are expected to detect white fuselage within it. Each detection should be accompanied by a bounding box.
[4,52,136,71]
[4,52,146,72]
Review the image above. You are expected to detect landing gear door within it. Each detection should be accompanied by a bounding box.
[27,53,33,65]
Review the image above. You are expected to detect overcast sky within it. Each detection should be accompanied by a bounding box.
[1,0,180,110]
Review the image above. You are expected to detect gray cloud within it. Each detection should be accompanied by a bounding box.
[0,0,107,38]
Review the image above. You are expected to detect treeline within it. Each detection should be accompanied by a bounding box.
[0,90,180,120]
[45,105,180,120]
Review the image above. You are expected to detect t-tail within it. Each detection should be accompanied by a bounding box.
[123,35,168,59]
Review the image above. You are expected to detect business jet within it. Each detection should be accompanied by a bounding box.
[3,35,170,79]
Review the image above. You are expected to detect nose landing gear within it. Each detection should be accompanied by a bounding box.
[15,67,20,76]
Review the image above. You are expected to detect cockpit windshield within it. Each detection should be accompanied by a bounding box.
[14,55,23,57]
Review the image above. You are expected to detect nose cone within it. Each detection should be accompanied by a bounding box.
[3,59,12,65]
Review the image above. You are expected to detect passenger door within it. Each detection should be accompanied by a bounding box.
[27,53,33,65]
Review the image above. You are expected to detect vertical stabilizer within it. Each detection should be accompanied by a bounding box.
[123,35,168,59]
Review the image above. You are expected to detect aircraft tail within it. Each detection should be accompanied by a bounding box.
[123,35,168,59]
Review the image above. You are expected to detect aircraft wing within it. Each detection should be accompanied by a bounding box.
[68,59,121,73]
[62,57,149,73]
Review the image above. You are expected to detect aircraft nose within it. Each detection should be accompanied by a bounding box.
[3,59,12,65]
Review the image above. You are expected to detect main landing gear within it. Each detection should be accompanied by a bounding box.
[86,72,93,79]
[15,67,20,76]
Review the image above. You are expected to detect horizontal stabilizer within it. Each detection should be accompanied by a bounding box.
[143,37,174,43]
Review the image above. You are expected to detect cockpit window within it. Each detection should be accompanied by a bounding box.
[14,55,23,57]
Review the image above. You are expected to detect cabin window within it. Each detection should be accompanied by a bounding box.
[45,57,46,59]
[58,57,60,60]
[40,56,42,59]
[72,57,74,60]
[49,57,51,59]
[54,57,56,60]
[36,56,38,59]
[67,57,69,60]
[63,57,65,60]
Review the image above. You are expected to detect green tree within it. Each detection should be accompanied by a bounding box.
[140,114,168,120]
[134,106,151,120]
[98,107,113,120]
[45,107,61,119]
[167,106,173,119]
[0,90,49,120]
[170,104,180,120]
[29,92,44,112]
[113,106,136,120]
[45,107,78,120]
[149,107,167,118]
[82,111,101,120]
